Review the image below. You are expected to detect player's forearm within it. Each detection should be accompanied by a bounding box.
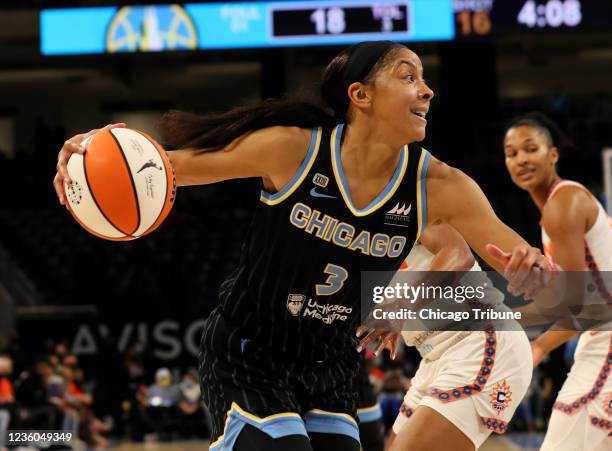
[534,328,579,354]
[169,149,258,186]
[429,247,474,272]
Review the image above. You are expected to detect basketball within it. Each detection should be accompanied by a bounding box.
[63,127,176,241]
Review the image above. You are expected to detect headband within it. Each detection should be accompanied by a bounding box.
[339,40,396,115]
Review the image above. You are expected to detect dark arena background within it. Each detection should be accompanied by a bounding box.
[0,1,611,450]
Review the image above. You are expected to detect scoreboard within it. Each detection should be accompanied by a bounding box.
[39,0,612,55]
[41,0,454,55]
[454,0,612,38]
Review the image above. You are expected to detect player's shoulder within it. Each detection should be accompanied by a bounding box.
[544,182,593,214]
[542,185,594,232]
[425,155,470,184]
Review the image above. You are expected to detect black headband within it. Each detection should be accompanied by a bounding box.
[339,40,396,115]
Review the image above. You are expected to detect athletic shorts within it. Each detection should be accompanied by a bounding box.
[199,310,361,450]
[355,354,382,424]
[540,331,611,451]
[392,330,532,449]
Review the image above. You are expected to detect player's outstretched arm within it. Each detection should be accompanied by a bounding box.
[426,156,553,298]
[53,125,311,204]
[168,126,311,189]
[419,223,474,272]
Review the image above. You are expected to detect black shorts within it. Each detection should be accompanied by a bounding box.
[355,354,382,424]
[198,309,361,449]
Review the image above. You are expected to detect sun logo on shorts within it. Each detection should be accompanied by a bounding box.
[604,393,612,416]
[489,380,512,415]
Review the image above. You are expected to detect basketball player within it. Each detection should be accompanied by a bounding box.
[359,223,531,450]
[503,112,611,451]
[54,42,553,451]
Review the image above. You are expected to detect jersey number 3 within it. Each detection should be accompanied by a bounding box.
[315,263,348,296]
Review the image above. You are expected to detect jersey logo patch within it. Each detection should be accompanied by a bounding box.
[287,294,306,316]
[384,202,411,227]
[310,187,336,199]
[313,173,329,188]
[490,380,513,415]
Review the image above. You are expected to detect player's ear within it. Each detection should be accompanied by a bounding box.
[550,146,559,166]
[347,82,372,111]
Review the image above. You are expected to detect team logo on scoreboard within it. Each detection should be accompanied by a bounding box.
[106,5,198,53]
[286,294,306,316]
[490,380,513,414]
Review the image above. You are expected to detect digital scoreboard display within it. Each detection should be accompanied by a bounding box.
[271,3,409,38]
[454,0,612,38]
[41,0,454,55]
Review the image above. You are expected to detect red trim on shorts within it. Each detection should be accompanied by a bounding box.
[427,329,497,403]
[480,417,508,434]
[553,335,612,415]
[399,402,415,419]
[588,415,612,434]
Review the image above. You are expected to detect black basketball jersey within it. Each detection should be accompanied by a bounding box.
[216,124,430,363]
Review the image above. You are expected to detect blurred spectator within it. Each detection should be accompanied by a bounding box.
[12,355,61,430]
[378,367,409,433]
[144,368,180,441]
[0,355,15,440]
[178,372,210,439]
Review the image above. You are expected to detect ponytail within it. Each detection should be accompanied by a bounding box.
[159,99,335,151]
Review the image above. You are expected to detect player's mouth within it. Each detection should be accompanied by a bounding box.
[516,167,535,181]
[411,109,428,122]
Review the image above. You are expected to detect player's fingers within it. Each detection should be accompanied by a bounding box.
[356,330,378,352]
[375,332,397,356]
[53,173,66,205]
[505,245,528,275]
[356,325,369,338]
[511,248,542,296]
[485,244,511,266]
[385,333,400,359]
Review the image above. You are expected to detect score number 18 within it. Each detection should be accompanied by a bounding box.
[310,7,346,34]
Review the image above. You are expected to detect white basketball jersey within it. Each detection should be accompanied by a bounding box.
[541,179,612,336]
[398,244,503,360]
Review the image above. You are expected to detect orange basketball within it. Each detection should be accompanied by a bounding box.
[63,127,176,241]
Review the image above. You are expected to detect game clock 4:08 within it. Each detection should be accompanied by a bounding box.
[455,0,612,37]
[516,0,582,29]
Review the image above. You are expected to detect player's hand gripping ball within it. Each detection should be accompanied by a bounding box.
[63,128,176,241]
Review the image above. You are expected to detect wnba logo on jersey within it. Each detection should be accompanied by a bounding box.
[312,173,329,188]
[287,294,306,316]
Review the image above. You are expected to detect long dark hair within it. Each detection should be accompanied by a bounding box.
[159,43,405,151]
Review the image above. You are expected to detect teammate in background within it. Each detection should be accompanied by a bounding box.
[361,223,531,450]
[503,112,612,451]
[54,41,553,451]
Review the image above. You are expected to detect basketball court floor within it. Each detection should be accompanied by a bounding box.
[112,433,545,450]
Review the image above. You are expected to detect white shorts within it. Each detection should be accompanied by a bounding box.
[392,330,532,449]
[540,331,612,451]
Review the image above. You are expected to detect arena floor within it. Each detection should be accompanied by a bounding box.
[113,433,545,450]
